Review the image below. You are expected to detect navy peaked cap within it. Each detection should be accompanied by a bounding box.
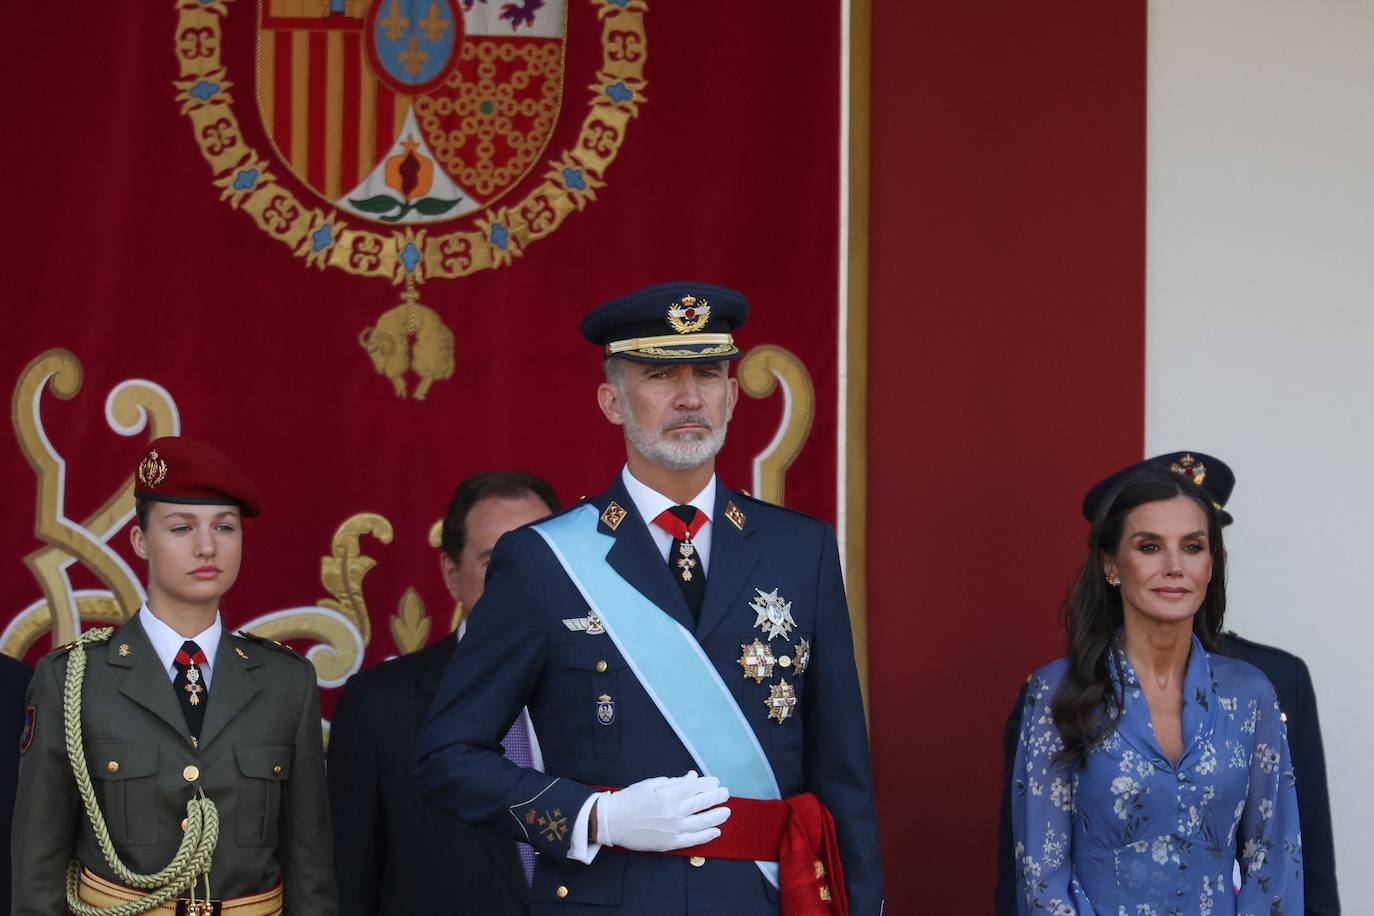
[1082,451,1236,526]
[581,281,748,363]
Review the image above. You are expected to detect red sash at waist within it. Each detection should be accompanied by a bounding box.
[594,789,847,916]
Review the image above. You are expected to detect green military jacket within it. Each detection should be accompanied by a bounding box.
[12,615,339,915]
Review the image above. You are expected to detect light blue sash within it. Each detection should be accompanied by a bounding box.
[533,506,781,886]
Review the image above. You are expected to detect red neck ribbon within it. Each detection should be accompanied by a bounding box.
[175,648,208,667]
[652,507,708,542]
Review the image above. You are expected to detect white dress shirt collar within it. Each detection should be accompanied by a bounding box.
[138,605,223,688]
[619,466,717,574]
[621,465,715,523]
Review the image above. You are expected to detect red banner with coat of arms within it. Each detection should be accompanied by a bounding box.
[0,0,856,722]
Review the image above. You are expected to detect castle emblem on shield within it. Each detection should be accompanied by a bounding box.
[173,0,648,398]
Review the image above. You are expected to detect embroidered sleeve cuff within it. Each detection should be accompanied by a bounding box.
[567,792,605,864]
[506,778,597,861]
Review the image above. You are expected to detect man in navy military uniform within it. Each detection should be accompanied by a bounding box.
[994,452,1340,915]
[416,283,882,914]
[328,471,560,915]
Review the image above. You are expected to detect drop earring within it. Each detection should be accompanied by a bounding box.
[1106,575,1121,587]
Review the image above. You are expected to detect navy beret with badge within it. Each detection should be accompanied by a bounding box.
[1081,450,1236,527]
[133,436,263,517]
[581,281,749,363]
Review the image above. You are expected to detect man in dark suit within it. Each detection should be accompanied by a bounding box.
[328,471,561,916]
[995,451,1340,914]
[3,653,34,912]
[416,283,882,914]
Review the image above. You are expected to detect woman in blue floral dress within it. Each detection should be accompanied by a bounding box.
[1012,464,1302,915]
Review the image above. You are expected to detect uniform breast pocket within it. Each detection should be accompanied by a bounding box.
[87,740,160,847]
[233,743,291,847]
[560,645,630,757]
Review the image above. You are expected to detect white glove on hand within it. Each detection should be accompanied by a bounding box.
[596,770,731,852]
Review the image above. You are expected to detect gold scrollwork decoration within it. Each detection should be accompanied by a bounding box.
[738,345,815,506]
[235,606,364,688]
[390,587,431,655]
[8,350,180,652]
[2,594,124,660]
[318,513,394,647]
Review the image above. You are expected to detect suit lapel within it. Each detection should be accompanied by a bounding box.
[112,616,192,743]
[592,476,696,634]
[696,486,760,640]
[197,635,263,749]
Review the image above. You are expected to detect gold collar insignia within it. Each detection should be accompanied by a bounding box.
[600,501,627,531]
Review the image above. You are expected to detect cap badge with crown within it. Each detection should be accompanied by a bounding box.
[666,294,711,334]
[137,450,168,489]
[1168,453,1207,487]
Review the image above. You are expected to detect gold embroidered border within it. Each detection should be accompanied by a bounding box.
[173,0,647,284]
[606,333,734,354]
[844,0,872,709]
[624,343,738,359]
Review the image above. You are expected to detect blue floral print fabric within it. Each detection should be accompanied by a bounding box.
[1012,635,1303,915]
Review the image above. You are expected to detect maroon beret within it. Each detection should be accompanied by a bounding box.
[133,437,262,517]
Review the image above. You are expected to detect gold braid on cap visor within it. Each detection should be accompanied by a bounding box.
[604,333,737,359]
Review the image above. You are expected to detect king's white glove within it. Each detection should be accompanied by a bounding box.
[596,770,731,852]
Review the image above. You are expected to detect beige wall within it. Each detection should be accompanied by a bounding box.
[1147,0,1374,902]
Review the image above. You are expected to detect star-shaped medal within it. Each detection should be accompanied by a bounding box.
[765,678,798,723]
[737,639,777,684]
[749,587,795,641]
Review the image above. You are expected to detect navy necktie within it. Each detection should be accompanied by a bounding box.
[654,505,708,622]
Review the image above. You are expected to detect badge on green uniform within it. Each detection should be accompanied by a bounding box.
[20,705,35,753]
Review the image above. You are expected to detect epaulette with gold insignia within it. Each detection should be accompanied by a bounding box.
[234,630,302,658]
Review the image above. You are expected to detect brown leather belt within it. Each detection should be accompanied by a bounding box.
[77,867,283,916]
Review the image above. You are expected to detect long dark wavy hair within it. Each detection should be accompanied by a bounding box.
[1050,466,1228,763]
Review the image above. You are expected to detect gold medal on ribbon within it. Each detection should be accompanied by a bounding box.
[676,538,698,581]
[184,665,204,706]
